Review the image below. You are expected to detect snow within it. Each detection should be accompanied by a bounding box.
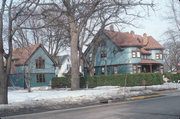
[0,83,180,111]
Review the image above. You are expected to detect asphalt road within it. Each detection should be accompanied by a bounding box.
[2,90,180,119]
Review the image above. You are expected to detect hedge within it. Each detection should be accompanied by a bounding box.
[52,73,163,88]
[164,72,180,83]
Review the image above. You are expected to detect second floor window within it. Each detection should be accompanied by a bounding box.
[101,51,107,58]
[36,57,45,69]
[132,51,141,58]
[142,55,147,59]
[156,53,163,60]
[89,53,92,62]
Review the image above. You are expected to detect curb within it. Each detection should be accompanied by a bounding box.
[0,91,156,117]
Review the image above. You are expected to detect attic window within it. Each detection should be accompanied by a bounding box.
[101,51,107,58]
[36,57,45,69]
[100,41,106,47]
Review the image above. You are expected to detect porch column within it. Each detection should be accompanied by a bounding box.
[150,64,152,73]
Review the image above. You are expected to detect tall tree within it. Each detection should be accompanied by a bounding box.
[23,0,153,90]
[60,0,154,90]
[163,0,180,72]
[0,0,7,104]
[13,6,70,56]
[0,0,39,104]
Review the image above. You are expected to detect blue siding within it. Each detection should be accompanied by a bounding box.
[9,74,25,87]
[84,34,164,76]
[148,49,164,64]
[26,47,55,73]
[30,73,55,87]
[12,47,55,87]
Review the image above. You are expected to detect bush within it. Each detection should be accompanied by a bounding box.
[52,77,71,88]
[164,72,180,83]
[52,73,163,88]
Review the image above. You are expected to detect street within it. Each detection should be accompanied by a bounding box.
[2,90,180,119]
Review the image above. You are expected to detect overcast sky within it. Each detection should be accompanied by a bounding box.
[125,0,170,44]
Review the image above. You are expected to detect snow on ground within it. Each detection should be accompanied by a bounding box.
[0,83,180,111]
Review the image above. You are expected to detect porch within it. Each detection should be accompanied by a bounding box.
[133,59,164,73]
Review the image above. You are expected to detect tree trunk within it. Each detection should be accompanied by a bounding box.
[0,52,8,104]
[70,23,80,90]
[0,8,8,104]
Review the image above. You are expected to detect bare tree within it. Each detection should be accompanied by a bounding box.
[13,6,70,56]
[163,31,180,72]
[18,0,153,90]
[60,0,154,90]
[163,0,180,72]
[0,0,39,104]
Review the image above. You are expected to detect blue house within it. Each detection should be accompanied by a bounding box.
[84,28,164,76]
[10,44,56,87]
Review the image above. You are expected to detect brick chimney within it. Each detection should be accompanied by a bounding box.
[109,25,114,32]
[130,30,135,37]
[142,33,148,46]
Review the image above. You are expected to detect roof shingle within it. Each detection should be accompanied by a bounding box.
[103,30,164,50]
[13,44,42,65]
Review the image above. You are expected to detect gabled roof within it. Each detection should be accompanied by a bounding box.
[144,36,164,50]
[12,44,56,66]
[103,30,164,50]
[104,30,142,47]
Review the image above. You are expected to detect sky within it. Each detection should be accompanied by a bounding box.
[125,0,170,44]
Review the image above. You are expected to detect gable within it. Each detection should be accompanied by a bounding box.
[13,44,56,66]
[27,47,55,66]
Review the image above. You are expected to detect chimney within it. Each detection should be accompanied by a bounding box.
[143,33,147,37]
[130,30,135,37]
[130,30,134,35]
[109,25,114,32]
[13,45,17,51]
[142,33,148,45]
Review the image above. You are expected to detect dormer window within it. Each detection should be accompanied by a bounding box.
[36,57,45,69]
[132,51,141,58]
[156,53,163,60]
[101,51,107,58]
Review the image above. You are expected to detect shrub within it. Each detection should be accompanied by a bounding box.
[164,72,180,83]
[52,73,163,88]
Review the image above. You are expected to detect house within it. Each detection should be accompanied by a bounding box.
[9,44,56,87]
[54,55,71,77]
[84,28,164,76]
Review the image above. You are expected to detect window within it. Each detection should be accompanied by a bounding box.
[132,65,137,73]
[36,74,45,83]
[100,41,106,47]
[101,51,107,58]
[36,57,45,69]
[156,53,163,60]
[142,55,147,59]
[137,65,141,73]
[101,67,105,74]
[132,51,141,58]
[89,53,92,61]
[67,64,71,70]
[113,66,118,74]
